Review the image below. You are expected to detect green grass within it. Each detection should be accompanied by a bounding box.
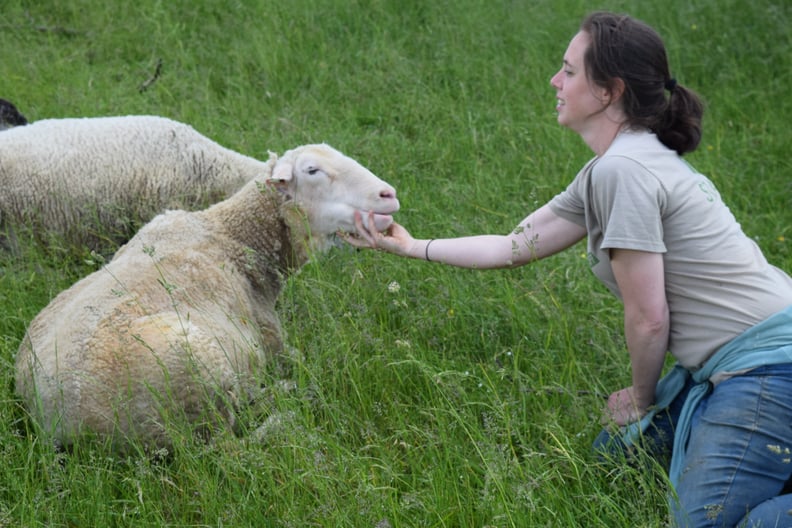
[1,0,791,525]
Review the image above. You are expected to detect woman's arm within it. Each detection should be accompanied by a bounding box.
[607,248,670,425]
[349,203,587,269]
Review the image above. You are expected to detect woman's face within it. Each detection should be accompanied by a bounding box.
[550,31,611,134]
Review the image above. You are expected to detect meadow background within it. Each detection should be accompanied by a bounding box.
[1,0,790,526]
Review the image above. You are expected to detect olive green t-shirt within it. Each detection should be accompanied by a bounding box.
[549,130,792,369]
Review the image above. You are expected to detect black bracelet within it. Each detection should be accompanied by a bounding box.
[425,239,435,262]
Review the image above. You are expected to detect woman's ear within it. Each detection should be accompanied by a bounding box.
[608,77,626,104]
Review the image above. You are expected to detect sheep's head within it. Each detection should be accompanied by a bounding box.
[268,144,399,248]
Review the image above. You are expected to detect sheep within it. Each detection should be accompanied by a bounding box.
[0,114,272,252]
[15,143,399,453]
[0,98,28,130]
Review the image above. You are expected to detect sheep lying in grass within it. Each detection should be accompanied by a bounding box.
[0,114,271,252]
[15,143,399,453]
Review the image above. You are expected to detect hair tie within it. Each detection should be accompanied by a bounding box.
[425,239,435,262]
[665,77,677,92]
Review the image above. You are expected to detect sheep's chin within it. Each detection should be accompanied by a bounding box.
[340,211,394,237]
[370,213,393,232]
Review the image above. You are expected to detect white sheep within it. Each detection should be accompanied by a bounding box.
[0,114,271,251]
[15,143,399,452]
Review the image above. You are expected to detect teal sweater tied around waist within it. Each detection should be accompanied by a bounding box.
[620,304,792,488]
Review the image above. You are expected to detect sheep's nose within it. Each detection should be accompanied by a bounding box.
[380,188,397,200]
[377,187,399,213]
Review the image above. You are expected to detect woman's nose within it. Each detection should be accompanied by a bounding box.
[550,70,561,89]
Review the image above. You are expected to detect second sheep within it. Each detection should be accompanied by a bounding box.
[0,114,270,252]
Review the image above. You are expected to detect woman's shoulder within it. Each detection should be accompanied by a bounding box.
[604,130,670,158]
[592,130,682,181]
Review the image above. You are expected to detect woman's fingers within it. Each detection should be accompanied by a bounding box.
[339,210,379,248]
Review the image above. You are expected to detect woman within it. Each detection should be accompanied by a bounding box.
[345,11,792,527]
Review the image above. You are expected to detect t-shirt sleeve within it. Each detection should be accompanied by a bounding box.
[591,156,667,253]
[547,159,594,227]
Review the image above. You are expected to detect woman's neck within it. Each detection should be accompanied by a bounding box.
[577,102,629,156]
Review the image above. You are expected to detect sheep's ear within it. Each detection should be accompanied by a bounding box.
[265,149,300,197]
[268,176,289,195]
[266,159,290,191]
[270,159,293,182]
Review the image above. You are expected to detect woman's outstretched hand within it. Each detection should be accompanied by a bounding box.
[341,210,418,258]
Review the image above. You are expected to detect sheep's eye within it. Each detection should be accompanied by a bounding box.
[306,167,320,175]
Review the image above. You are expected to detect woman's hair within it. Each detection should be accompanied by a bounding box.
[581,11,704,155]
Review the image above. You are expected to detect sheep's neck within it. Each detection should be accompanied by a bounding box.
[203,181,307,295]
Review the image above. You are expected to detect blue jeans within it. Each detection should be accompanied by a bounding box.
[594,364,792,527]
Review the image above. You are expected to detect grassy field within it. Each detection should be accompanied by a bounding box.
[1,0,790,526]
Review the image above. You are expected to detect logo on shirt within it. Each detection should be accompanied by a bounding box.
[697,179,720,203]
[587,252,599,267]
